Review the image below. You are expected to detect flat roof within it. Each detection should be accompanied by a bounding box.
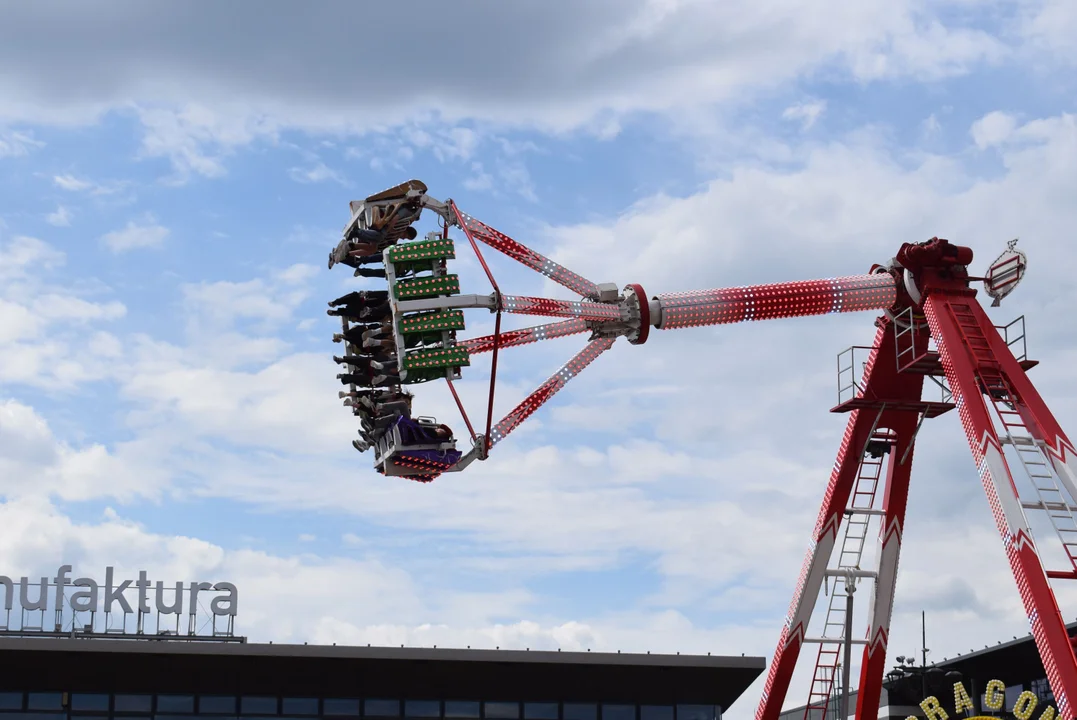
[0,637,765,709]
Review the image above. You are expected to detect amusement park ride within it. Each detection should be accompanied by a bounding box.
[328,180,1077,719]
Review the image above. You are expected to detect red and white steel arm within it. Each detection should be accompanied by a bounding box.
[459,319,590,354]
[500,295,622,321]
[451,203,603,299]
[486,337,616,449]
[652,274,898,329]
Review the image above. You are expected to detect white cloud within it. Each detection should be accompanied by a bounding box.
[136,103,278,180]
[971,110,1018,148]
[53,173,94,191]
[100,217,170,252]
[0,0,1019,178]
[0,235,64,280]
[0,127,43,158]
[0,234,129,388]
[1020,0,1077,63]
[52,173,123,195]
[45,205,71,227]
[288,162,346,185]
[782,100,826,130]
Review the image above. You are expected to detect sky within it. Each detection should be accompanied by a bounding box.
[2,0,1077,715]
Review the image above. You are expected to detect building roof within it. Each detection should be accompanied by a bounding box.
[0,637,765,709]
[926,620,1077,686]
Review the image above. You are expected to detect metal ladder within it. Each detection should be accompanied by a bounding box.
[948,304,1077,573]
[803,426,889,720]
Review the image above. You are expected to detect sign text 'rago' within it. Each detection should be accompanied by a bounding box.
[916,678,1057,720]
[0,565,238,638]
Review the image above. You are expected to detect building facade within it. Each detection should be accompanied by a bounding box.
[0,637,764,720]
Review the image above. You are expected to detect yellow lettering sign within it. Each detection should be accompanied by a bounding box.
[1013,691,1038,720]
[1037,706,1057,720]
[920,696,949,720]
[953,682,974,714]
[984,680,1006,711]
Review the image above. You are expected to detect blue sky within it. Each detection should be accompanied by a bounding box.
[2,1,1077,716]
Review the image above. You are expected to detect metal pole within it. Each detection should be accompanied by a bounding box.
[921,610,927,699]
[842,574,855,720]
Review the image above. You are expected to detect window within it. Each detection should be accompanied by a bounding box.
[71,695,110,712]
[281,700,318,716]
[1032,679,1053,703]
[364,701,400,718]
[641,708,672,720]
[602,707,633,720]
[1006,687,1024,711]
[201,698,237,714]
[0,695,22,711]
[323,700,360,717]
[115,696,153,713]
[241,699,278,715]
[27,695,63,712]
[524,704,558,720]
[444,702,480,718]
[404,702,439,719]
[564,706,597,720]
[677,707,717,720]
[484,704,519,720]
[157,697,196,714]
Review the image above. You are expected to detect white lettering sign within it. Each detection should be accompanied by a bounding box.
[0,565,238,638]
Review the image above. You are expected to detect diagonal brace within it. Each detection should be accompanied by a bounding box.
[487,337,617,449]
[451,202,602,299]
[460,318,590,354]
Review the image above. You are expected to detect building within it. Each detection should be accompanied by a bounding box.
[0,637,765,720]
[778,622,1077,720]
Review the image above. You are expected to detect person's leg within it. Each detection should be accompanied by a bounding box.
[360,303,391,322]
[370,358,398,373]
[371,373,401,387]
[349,241,380,256]
[353,227,384,244]
[354,253,385,266]
[364,290,390,301]
[343,327,367,345]
[375,400,410,416]
[355,267,388,278]
[343,355,376,367]
[330,301,366,319]
[363,337,394,351]
[329,291,363,308]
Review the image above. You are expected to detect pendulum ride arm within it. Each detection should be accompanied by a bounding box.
[651,273,899,330]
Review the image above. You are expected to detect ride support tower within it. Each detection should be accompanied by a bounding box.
[328,182,1076,717]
